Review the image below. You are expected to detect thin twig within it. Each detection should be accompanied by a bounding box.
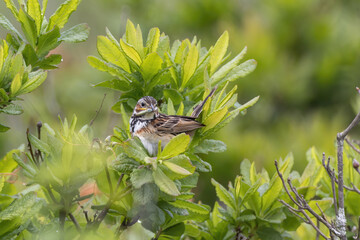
[345,138,360,155]
[89,93,107,127]
[275,160,337,239]
[69,213,81,233]
[316,219,320,240]
[26,128,38,167]
[321,153,338,215]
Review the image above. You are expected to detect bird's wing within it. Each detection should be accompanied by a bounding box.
[153,114,204,135]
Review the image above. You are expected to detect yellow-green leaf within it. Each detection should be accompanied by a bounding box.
[4,0,19,20]
[145,27,160,54]
[48,0,81,30]
[27,0,42,34]
[163,161,191,175]
[140,52,162,81]
[210,31,228,75]
[97,36,130,73]
[10,73,22,97]
[18,8,37,47]
[182,44,198,88]
[120,39,142,66]
[202,107,228,132]
[211,178,236,211]
[158,133,190,159]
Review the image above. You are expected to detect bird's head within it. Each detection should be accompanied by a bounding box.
[133,96,159,119]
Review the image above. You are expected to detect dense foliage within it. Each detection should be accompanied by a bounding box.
[1,1,360,240]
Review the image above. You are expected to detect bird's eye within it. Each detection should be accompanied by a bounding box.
[141,102,146,107]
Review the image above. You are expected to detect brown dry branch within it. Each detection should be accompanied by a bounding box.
[275,160,338,239]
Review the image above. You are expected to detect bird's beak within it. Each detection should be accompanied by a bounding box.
[135,108,153,116]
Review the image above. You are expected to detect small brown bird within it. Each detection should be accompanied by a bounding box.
[129,88,216,156]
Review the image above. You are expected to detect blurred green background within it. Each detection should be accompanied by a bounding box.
[1,0,360,205]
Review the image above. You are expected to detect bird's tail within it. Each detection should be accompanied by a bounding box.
[191,86,217,118]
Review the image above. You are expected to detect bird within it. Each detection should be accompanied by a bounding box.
[129,88,216,156]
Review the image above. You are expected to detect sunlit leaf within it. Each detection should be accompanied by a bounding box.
[140,52,162,82]
[97,36,130,73]
[27,0,42,34]
[209,31,228,75]
[120,39,142,66]
[48,0,81,30]
[158,133,190,159]
[18,9,37,47]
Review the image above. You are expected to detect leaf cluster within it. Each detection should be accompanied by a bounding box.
[0,0,89,131]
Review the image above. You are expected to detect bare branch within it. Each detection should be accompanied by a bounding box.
[321,153,338,215]
[345,138,360,155]
[69,213,81,233]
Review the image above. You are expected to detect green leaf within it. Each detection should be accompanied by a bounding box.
[18,8,37,48]
[19,70,47,94]
[162,223,185,238]
[0,150,19,173]
[194,139,227,154]
[166,97,175,115]
[158,133,190,159]
[237,96,259,112]
[4,0,19,20]
[94,79,130,92]
[169,199,209,215]
[0,104,23,115]
[0,123,10,132]
[0,14,23,39]
[345,192,360,216]
[0,192,37,220]
[22,44,38,66]
[153,166,180,196]
[240,159,252,185]
[130,168,154,189]
[27,0,42,34]
[256,227,282,240]
[113,153,140,174]
[125,20,143,57]
[163,161,191,175]
[59,23,89,43]
[217,59,257,86]
[182,44,198,88]
[87,55,124,77]
[210,46,247,84]
[97,36,130,73]
[140,52,162,82]
[120,39,142,66]
[164,88,183,106]
[47,0,81,30]
[145,27,160,54]
[28,133,50,155]
[133,183,159,206]
[308,198,333,216]
[123,138,148,162]
[211,178,236,211]
[36,26,61,57]
[202,107,228,132]
[262,155,293,211]
[35,54,62,69]
[209,31,228,75]
[10,73,22,97]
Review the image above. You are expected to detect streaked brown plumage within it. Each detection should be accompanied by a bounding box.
[129,88,216,156]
